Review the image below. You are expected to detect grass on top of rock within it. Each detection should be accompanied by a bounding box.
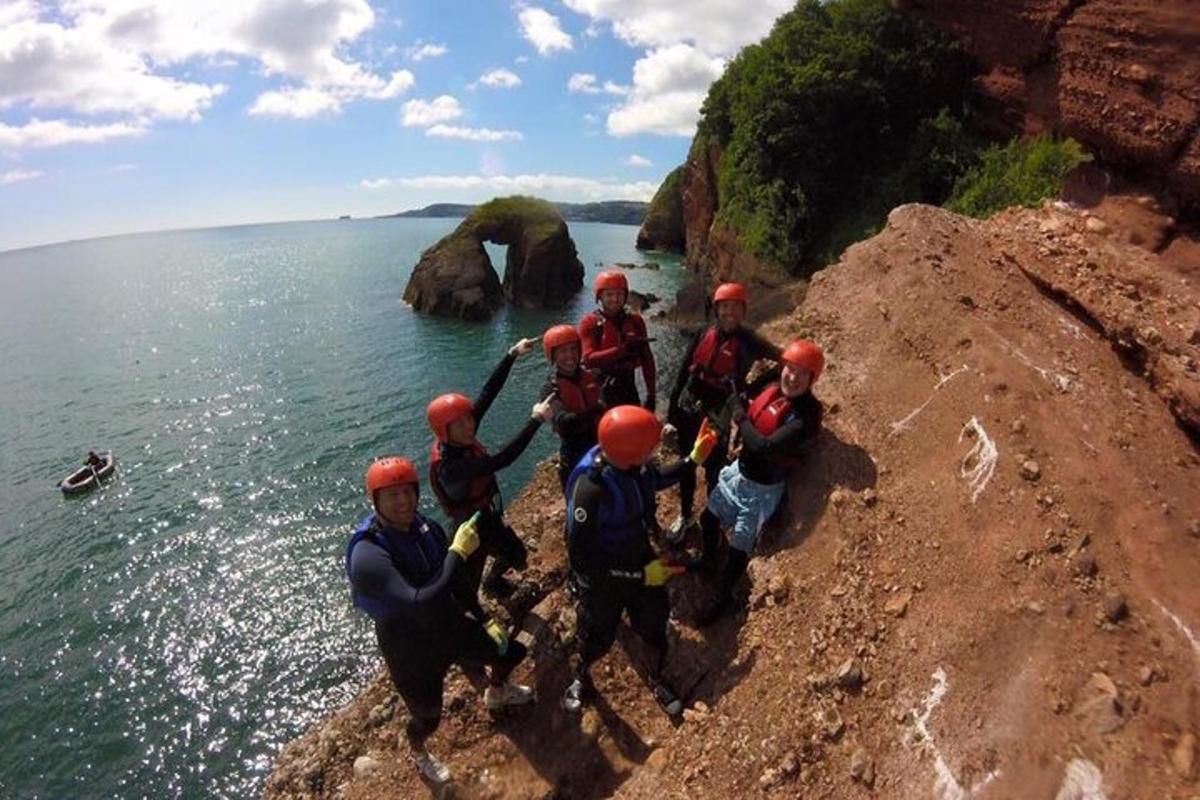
[465,196,566,241]
[946,135,1093,219]
[697,0,980,275]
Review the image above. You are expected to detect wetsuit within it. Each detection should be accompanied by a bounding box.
[346,512,527,747]
[430,351,543,593]
[566,448,686,677]
[540,366,605,490]
[579,309,656,409]
[668,325,782,520]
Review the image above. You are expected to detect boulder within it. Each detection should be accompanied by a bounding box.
[403,196,585,319]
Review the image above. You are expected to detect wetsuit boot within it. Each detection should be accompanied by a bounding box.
[698,548,748,626]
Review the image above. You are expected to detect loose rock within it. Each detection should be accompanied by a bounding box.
[850,747,875,787]
[1171,732,1196,781]
[352,756,380,778]
[1020,460,1042,481]
[1102,591,1129,623]
[884,591,912,618]
[836,658,864,690]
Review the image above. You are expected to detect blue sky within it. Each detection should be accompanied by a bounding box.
[0,1,794,251]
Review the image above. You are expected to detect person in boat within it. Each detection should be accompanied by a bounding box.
[665,282,782,544]
[346,457,535,786]
[696,339,825,626]
[579,270,657,411]
[561,405,718,717]
[427,337,555,597]
[86,451,103,469]
[539,324,605,492]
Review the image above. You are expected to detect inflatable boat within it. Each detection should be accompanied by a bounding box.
[59,452,116,495]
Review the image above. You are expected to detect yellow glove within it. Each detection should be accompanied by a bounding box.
[449,511,481,559]
[689,417,719,465]
[484,618,509,656]
[644,559,686,587]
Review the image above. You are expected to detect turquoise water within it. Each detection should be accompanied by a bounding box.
[0,219,686,799]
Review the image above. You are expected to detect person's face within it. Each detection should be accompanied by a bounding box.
[446,414,476,445]
[375,483,418,529]
[780,363,812,398]
[599,288,626,314]
[716,300,745,332]
[553,341,581,373]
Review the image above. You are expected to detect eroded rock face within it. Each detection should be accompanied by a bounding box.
[402,196,584,319]
[636,166,685,253]
[902,0,1200,213]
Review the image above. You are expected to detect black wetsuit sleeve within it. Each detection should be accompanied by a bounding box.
[649,459,689,490]
[669,331,702,409]
[439,418,543,484]
[474,351,518,424]
[741,327,783,363]
[736,400,821,460]
[567,476,643,585]
[349,539,463,609]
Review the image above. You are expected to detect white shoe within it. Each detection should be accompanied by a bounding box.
[413,749,451,784]
[665,514,689,545]
[484,682,535,711]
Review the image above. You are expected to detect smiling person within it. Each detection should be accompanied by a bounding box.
[346,458,534,786]
[666,282,783,544]
[696,339,825,626]
[540,324,605,492]
[427,337,555,598]
[579,270,657,411]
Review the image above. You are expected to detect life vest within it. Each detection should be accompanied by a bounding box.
[586,311,644,370]
[566,445,653,560]
[429,439,499,521]
[345,513,447,620]
[746,384,805,467]
[553,368,603,414]
[689,327,742,389]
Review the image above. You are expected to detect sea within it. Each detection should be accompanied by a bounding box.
[0,218,687,799]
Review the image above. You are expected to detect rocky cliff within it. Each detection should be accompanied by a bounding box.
[265,196,1200,800]
[402,196,585,319]
[635,167,685,253]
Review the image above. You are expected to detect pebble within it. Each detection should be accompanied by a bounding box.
[861,488,878,507]
[352,755,380,778]
[1137,665,1155,686]
[1077,672,1124,735]
[1011,419,1026,434]
[646,748,670,772]
[1020,460,1041,481]
[884,591,912,618]
[1085,217,1110,234]
[1171,733,1196,780]
[850,748,876,787]
[836,658,864,690]
[1102,591,1129,623]
[816,706,845,740]
[1071,553,1098,578]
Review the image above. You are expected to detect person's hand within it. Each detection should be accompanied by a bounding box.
[644,559,686,587]
[449,511,481,559]
[689,417,719,464]
[484,618,509,656]
[509,337,539,359]
[531,394,555,423]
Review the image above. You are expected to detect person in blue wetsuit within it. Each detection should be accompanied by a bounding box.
[346,457,535,786]
[561,406,718,717]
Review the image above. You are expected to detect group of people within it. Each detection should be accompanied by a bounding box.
[344,270,825,785]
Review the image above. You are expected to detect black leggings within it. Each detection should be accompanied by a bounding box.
[574,581,669,677]
[456,508,528,592]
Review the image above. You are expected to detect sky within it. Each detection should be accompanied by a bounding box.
[0,0,795,252]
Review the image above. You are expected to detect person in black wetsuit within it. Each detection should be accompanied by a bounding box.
[427,337,555,597]
[696,339,825,625]
[560,405,718,717]
[539,323,605,491]
[346,457,535,785]
[666,283,782,544]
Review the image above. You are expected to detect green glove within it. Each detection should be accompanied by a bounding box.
[449,511,481,559]
[643,559,686,587]
[484,618,509,656]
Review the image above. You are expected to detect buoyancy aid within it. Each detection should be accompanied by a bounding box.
[565,445,654,561]
[429,439,499,520]
[554,368,603,413]
[345,513,447,620]
[586,311,645,370]
[746,384,805,467]
[688,327,742,389]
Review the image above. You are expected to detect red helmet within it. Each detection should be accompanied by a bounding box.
[543,324,581,361]
[713,282,748,306]
[598,405,662,469]
[427,393,473,442]
[365,457,419,502]
[782,339,824,381]
[594,270,628,301]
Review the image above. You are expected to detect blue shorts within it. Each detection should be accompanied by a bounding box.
[705,462,785,554]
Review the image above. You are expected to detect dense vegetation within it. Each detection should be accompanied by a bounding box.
[946,135,1092,219]
[699,0,979,273]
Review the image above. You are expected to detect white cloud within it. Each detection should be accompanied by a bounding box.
[562,0,793,55]
[248,87,342,118]
[405,41,448,61]
[401,95,463,127]
[567,73,628,95]
[0,118,149,147]
[606,44,724,137]
[518,8,573,56]
[426,125,522,142]
[1,167,43,185]
[474,68,522,89]
[360,172,657,201]
[0,0,419,145]
[625,154,652,167]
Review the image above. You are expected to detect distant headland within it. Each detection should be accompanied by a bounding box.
[379,200,648,226]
